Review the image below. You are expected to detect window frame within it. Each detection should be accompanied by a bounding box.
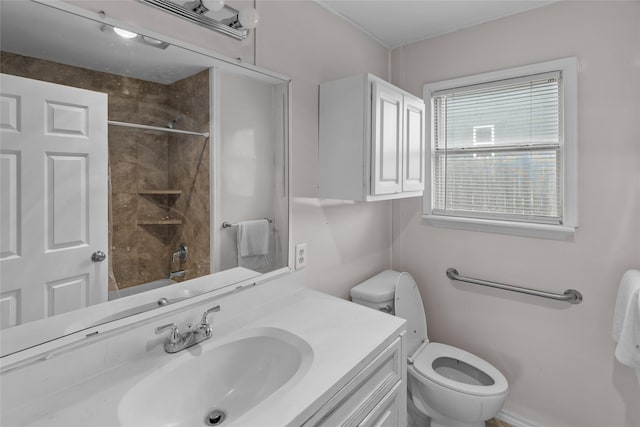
[422,58,578,239]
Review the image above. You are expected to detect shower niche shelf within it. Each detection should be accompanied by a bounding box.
[136,219,183,225]
[137,190,182,196]
[136,190,183,226]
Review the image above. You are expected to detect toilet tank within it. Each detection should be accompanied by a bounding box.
[350,270,401,314]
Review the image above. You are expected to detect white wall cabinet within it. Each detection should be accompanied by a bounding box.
[320,74,425,202]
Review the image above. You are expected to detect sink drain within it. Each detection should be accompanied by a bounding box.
[205,409,226,426]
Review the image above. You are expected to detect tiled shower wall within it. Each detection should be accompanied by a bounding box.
[167,70,211,282]
[1,52,210,290]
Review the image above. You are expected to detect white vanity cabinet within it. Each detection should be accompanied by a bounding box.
[1,273,408,427]
[303,336,407,427]
[319,74,425,202]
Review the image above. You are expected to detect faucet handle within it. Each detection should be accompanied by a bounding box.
[155,323,180,344]
[200,305,221,324]
[197,305,220,338]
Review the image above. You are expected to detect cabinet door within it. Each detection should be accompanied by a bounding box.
[371,81,403,195]
[303,338,402,427]
[402,96,425,192]
[358,382,401,427]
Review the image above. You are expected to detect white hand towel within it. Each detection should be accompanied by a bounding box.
[612,269,640,381]
[237,219,269,256]
[237,219,269,271]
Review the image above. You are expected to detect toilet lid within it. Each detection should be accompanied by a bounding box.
[350,270,398,303]
[394,272,428,355]
[412,342,508,397]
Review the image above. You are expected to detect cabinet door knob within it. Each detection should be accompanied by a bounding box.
[91,251,106,262]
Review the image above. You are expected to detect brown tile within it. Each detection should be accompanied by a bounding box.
[111,224,139,289]
[137,134,169,167]
[486,418,512,427]
[111,193,137,226]
[136,225,172,284]
[110,161,138,193]
[137,159,169,190]
[137,195,171,222]
[108,95,138,122]
[108,129,137,164]
[138,101,174,128]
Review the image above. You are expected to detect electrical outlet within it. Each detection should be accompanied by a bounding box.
[295,243,307,270]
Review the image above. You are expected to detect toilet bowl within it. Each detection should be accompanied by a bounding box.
[351,270,508,427]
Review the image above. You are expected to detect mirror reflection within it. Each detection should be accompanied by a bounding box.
[0,0,289,354]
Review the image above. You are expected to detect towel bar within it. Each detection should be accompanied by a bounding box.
[446,268,583,304]
[222,218,273,229]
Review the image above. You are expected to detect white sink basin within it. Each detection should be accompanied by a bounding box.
[118,328,312,427]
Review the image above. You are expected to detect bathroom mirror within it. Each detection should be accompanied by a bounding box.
[0,0,290,357]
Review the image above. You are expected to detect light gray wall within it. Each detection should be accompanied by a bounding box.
[62,1,640,425]
[390,2,640,426]
[255,0,393,297]
[218,72,279,272]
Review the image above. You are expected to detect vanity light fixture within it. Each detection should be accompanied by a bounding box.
[113,27,138,39]
[137,0,258,40]
[184,0,225,14]
[100,24,170,49]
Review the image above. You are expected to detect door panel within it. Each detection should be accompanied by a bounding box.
[0,290,19,329]
[0,73,108,328]
[0,93,21,132]
[0,151,20,259]
[45,101,89,137]
[403,96,425,192]
[372,81,403,195]
[45,274,89,317]
[46,153,89,250]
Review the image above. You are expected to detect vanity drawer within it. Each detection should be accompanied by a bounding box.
[358,382,401,427]
[305,337,402,427]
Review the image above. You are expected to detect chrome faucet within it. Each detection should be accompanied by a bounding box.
[167,270,186,279]
[155,305,221,353]
[172,244,188,263]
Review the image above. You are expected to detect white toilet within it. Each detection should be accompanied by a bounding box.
[351,270,508,427]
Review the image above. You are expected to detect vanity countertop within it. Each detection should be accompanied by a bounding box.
[1,272,406,427]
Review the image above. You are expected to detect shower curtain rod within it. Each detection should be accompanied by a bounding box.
[108,120,210,138]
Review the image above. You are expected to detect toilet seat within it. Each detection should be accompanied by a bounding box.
[394,272,428,355]
[411,342,508,397]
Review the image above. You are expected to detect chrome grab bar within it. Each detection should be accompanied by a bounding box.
[446,268,583,304]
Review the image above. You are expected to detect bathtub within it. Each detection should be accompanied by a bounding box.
[108,278,177,300]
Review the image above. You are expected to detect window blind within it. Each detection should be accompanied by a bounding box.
[432,72,563,224]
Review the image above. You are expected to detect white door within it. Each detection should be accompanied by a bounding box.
[0,73,108,329]
[371,80,403,195]
[402,95,425,192]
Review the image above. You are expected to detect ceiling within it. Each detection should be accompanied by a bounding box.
[1,1,557,83]
[0,1,213,84]
[316,0,555,49]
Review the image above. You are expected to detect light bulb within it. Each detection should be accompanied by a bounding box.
[113,27,138,39]
[202,0,225,12]
[238,7,259,29]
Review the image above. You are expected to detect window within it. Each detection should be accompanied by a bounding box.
[423,58,577,239]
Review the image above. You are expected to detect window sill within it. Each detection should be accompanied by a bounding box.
[423,214,576,240]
